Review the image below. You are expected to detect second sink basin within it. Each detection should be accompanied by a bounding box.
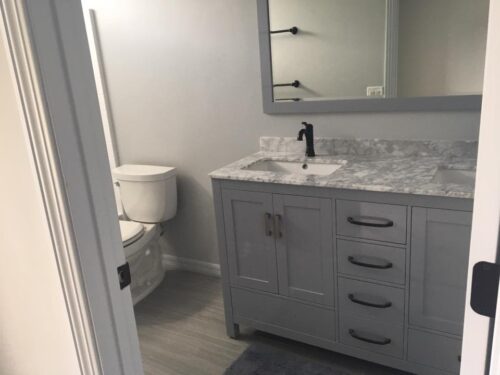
[433,168,476,188]
[245,159,343,176]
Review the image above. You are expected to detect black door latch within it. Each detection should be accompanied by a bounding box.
[471,261,500,318]
[117,262,131,290]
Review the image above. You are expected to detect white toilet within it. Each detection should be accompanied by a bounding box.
[112,164,177,305]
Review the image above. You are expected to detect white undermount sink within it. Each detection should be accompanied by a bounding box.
[433,168,476,188]
[245,160,343,176]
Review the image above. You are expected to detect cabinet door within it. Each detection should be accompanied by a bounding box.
[222,190,278,293]
[274,195,334,306]
[410,208,472,335]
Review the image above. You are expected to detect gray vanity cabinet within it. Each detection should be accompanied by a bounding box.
[274,195,334,306]
[409,208,472,336]
[222,189,278,293]
[222,189,335,306]
[213,179,473,375]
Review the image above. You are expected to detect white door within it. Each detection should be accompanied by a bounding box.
[0,0,143,374]
[461,0,500,373]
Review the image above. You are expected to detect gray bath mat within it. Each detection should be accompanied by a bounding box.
[224,343,350,375]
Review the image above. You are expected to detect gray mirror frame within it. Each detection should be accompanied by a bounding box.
[257,0,482,114]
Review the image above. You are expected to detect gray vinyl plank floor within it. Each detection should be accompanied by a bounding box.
[134,270,409,375]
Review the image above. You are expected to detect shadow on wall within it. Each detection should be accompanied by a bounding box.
[159,173,220,265]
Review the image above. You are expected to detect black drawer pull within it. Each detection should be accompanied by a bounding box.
[349,329,391,345]
[348,256,393,270]
[347,216,394,228]
[348,293,392,309]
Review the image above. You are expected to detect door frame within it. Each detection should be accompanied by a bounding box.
[461,0,500,373]
[0,1,143,374]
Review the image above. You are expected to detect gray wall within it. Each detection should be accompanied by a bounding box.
[85,0,480,265]
[269,0,386,100]
[398,0,489,97]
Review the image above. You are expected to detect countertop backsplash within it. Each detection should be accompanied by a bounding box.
[259,137,478,159]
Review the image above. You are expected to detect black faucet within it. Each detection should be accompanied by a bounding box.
[297,122,315,157]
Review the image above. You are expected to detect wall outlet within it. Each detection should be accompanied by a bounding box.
[366,86,385,97]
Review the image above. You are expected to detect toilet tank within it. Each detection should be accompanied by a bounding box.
[112,164,177,223]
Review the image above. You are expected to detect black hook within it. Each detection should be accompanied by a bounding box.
[270,26,298,35]
[273,80,300,88]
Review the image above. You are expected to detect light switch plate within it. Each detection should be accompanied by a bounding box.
[367,86,385,97]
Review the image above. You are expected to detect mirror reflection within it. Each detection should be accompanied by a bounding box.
[269,0,489,102]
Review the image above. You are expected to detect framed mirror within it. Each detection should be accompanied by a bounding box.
[257,0,488,113]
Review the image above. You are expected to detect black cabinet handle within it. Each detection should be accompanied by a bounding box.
[264,213,274,237]
[274,214,283,238]
[347,216,394,228]
[349,329,391,345]
[348,293,392,309]
[348,256,393,270]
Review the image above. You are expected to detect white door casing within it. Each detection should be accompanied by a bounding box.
[82,6,123,216]
[461,0,500,373]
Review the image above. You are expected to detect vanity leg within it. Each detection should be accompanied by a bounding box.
[227,323,240,339]
[212,180,241,340]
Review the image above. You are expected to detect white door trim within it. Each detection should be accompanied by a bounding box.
[83,7,123,216]
[83,8,120,170]
[0,1,143,374]
[461,0,500,372]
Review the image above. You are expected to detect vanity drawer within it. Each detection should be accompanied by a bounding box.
[337,240,405,285]
[339,315,404,358]
[336,200,407,244]
[231,288,335,342]
[338,278,405,325]
[408,329,462,374]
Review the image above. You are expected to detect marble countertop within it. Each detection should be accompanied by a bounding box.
[209,138,477,199]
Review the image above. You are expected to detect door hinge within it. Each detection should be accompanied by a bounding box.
[471,261,500,318]
[117,262,131,290]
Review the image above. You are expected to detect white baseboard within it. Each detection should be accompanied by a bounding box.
[162,254,221,277]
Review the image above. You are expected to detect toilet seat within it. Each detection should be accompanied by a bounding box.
[119,220,145,248]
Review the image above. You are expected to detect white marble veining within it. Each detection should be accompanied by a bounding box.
[210,138,477,199]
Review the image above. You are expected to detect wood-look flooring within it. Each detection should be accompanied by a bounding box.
[134,270,408,375]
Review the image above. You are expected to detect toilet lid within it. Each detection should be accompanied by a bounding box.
[119,220,145,247]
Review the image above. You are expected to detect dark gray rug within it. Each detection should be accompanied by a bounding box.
[224,343,350,375]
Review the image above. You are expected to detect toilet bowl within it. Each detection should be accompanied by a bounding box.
[113,164,177,305]
[119,220,163,305]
